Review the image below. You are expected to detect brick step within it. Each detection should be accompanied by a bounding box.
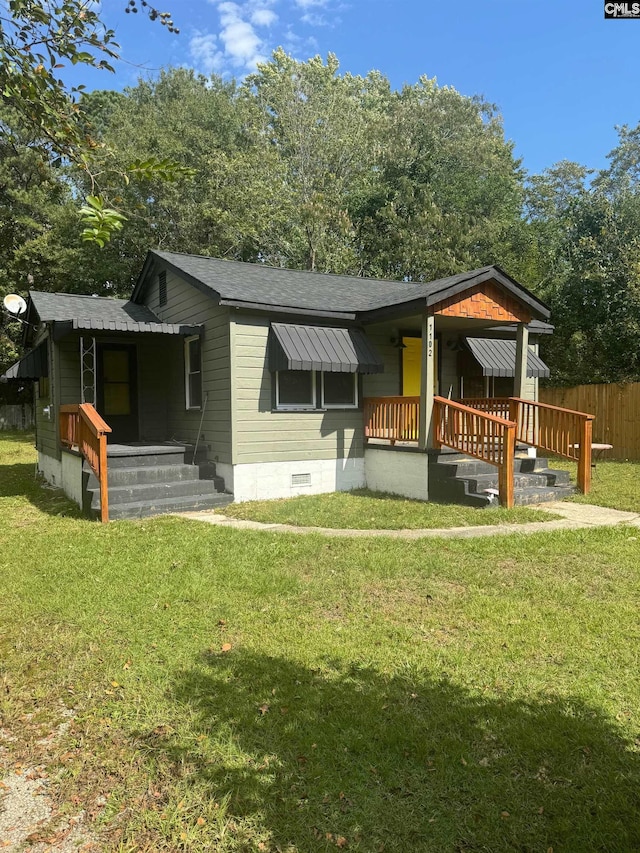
[428,452,575,507]
[511,485,576,506]
[107,492,234,521]
[89,478,227,509]
[85,462,223,489]
[431,457,554,480]
[106,447,188,469]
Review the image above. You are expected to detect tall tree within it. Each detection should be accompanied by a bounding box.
[352,77,524,281]
[245,50,388,272]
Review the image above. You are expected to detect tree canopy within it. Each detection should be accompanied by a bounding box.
[2,26,640,387]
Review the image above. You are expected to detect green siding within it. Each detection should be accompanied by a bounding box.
[35,334,57,459]
[144,267,232,463]
[361,322,402,398]
[137,336,171,441]
[231,316,364,465]
[58,335,81,404]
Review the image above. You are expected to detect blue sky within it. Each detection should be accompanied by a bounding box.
[77,0,640,177]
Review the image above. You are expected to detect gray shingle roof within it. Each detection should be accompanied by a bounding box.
[143,251,550,321]
[29,291,200,335]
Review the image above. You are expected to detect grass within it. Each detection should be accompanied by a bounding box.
[220,488,559,529]
[552,457,640,514]
[1,433,640,851]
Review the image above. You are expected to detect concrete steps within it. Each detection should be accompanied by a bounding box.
[428,451,576,507]
[84,443,232,520]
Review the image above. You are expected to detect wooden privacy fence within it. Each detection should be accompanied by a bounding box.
[0,403,33,430]
[541,382,640,461]
[59,403,111,522]
[434,396,516,507]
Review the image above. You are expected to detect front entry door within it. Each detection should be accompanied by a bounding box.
[96,344,139,442]
[402,336,439,396]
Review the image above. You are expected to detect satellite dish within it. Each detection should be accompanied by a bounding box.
[3,294,27,316]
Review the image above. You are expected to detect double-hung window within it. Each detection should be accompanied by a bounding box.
[275,370,316,410]
[269,322,382,411]
[274,370,358,411]
[321,372,358,408]
[185,335,202,409]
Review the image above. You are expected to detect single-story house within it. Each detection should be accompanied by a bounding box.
[2,252,594,519]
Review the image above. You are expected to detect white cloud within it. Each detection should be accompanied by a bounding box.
[192,0,339,77]
[300,11,329,26]
[251,8,278,26]
[217,1,267,70]
[293,0,330,8]
[189,31,225,75]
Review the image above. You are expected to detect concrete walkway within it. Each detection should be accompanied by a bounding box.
[179,501,640,540]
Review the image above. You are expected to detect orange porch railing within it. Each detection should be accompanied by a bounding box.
[462,397,595,494]
[364,396,420,444]
[433,396,516,507]
[363,395,517,506]
[59,403,112,522]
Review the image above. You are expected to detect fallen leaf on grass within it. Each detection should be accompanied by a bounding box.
[258,704,270,715]
[221,643,232,653]
[197,816,206,826]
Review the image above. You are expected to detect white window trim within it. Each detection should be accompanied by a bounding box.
[275,370,316,411]
[184,335,202,410]
[321,372,359,409]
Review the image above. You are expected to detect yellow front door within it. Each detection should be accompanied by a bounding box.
[402,336,439,396]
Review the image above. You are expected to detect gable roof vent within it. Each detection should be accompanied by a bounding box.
[158,271,167,306]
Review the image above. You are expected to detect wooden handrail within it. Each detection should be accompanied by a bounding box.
[462,396,596,494]
[433,396,516,507]
[59,403,112,522]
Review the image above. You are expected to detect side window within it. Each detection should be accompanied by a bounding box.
[185,336,202,409]
[275,371,315,410]
[322,372,358,408]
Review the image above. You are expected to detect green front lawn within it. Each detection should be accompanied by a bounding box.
[1,434,640,852]
[221,488,559,528]
[553,457,640,514]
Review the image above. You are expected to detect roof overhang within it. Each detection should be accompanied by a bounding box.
[465,337,550,379]
[360,267,551,324]
[51,319,202,341]
[268,323,384,373]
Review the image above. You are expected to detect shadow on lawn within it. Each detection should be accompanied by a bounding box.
[162,650,640,852]
[0,462,84,518]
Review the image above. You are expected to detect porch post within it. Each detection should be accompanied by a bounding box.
[514,322,529,399]
[418,312,436,450]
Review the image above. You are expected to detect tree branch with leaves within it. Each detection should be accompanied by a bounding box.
[0,0,191,244]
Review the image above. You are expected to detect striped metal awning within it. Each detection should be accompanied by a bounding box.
[269,323,383,373]
[1,342,48,382]
[464,337,550,378]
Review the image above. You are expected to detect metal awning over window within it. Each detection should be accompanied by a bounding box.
[269,323,383,373]
[464,337,550,379]
[1,342,48,382]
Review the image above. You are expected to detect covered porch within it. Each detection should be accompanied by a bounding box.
[360,271,595,508]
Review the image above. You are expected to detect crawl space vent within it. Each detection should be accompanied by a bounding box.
[291,472,312,487]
